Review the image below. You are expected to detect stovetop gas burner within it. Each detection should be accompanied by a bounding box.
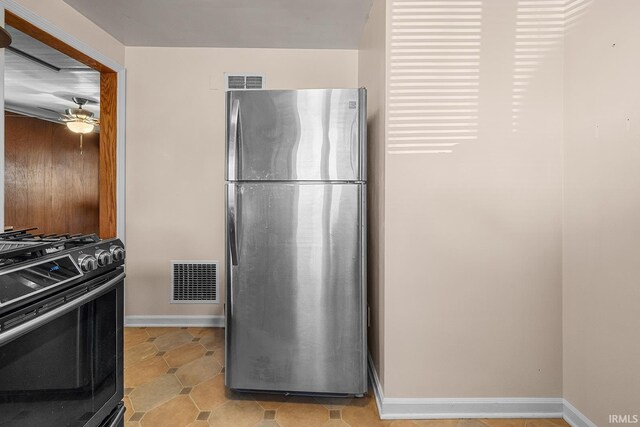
[0,228,125,315]
[0,228,104,263]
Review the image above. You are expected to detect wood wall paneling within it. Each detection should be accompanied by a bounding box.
[99,72,117,238]
[4,113,100,235]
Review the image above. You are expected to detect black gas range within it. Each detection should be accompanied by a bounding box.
[0,229,126,427]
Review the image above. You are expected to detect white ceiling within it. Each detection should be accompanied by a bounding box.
[4,25,100,124]
[62,0,374,49]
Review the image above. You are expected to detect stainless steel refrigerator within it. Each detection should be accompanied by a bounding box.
[225,88,367,395]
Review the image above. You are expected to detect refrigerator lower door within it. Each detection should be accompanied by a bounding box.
[225,182,366,395]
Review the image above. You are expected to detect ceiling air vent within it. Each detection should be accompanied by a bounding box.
[225,73,265,91]
[171,261,219,303]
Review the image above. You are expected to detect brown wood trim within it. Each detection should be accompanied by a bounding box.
[99,73,118,238]
[5,11,115,73]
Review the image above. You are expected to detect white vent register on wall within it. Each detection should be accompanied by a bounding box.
[225,73,265,90]
[171,261,219,303]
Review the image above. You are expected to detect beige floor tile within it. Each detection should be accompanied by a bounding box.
[208,400,264,427]
[125,328,149,349]
[212,349,225,367]
[458,421,490,427]
[252,392,288,410]
[190,374,228,411]
[342,398,390,427]
[125,342,158,369]
[285,395,321,405]
[176,354,222,387]
[145,327,178,338]
[187,327,217,337]
[255,422,282,427]
[276,402,329,427]
[164,343,207,367]
[200,329,225,351]
[125,356,169,388]
[323,420,350,427]
[186,422,210,427]
[344,394,372,408]
[415,421,460,427]
[524,420,570,427]
[124,422,141,427]
[140,395,199,427]
[390,422,420,427]
[153,330,194,352]
[314,396,354,410]
[225,387,258,402]
[123,396,134,421]
[481,419,526,427]
[129,374,183,412]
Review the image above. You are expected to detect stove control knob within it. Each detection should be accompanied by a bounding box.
[78,255,98,272]
[110,245,125,261]
[95,249,113,267]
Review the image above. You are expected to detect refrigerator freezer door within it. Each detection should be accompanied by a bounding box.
[225,182,367,394]
[226,89,366,182]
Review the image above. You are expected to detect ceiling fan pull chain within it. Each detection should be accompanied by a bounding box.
[80,133,84,155]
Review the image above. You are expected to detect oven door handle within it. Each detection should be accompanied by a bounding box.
[0,271,126,346]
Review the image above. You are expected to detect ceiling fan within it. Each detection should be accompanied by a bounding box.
[61,97,99,134]
[61,97,99,155]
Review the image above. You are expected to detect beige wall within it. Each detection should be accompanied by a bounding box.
[382,0,563,397]
[124,47,358,317]
[358,0,387,388]
[6,0,124,65]
[563,1,640,425]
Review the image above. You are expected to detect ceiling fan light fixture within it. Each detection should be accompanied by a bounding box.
[65,108,94,120]
[66,120,94,134]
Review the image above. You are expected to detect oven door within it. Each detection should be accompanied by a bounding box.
[0,270,125,427]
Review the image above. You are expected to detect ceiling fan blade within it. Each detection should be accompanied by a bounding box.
[0,27,12,49]
[38,106,60,114]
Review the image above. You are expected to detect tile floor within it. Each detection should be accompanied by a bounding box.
[124,327,570,427]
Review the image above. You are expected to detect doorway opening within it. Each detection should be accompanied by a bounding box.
[4,11,117,238]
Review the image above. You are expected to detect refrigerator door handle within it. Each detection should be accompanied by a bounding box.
[228,99,240,180]
[350,118,358,178]
[228,184,239,266]
[358,88,367,181]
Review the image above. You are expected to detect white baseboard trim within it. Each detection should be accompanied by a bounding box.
[125,315,225,327]
[563,399,597,427]
[367,353,385,414]
[367,354,563,420]
[379,398,564,420]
